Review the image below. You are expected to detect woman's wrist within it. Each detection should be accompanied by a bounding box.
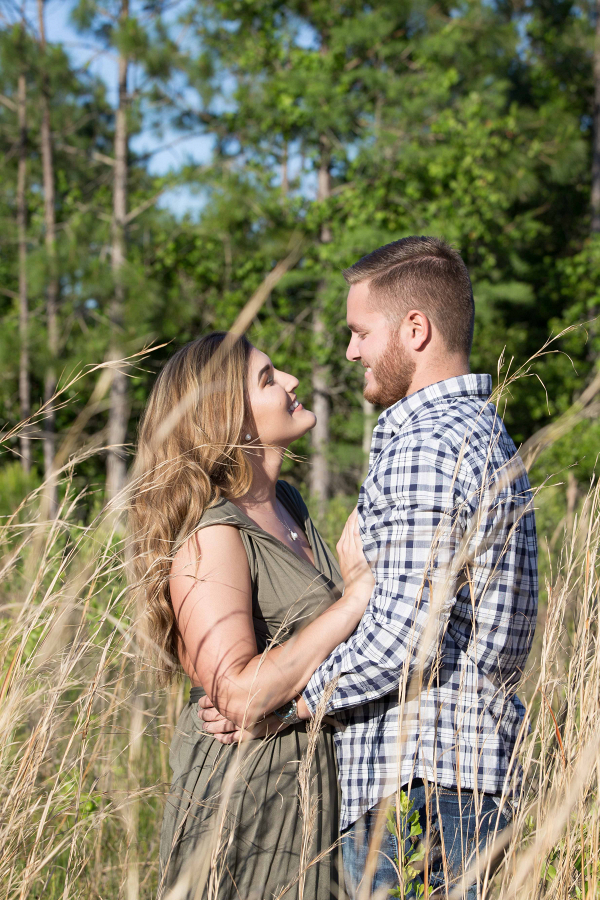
[338,581,373,609]
[272,696,302,727]
[262,714,283,736]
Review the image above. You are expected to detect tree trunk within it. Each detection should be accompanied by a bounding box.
[593,0,600,232]
[310,313,330,515]
[309,146,332,517]
[17,70,31,475]
[106,2,130,503]
[281,141,289,197]
[38,0,59,514]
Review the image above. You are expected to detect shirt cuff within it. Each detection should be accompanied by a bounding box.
[301,672,331,716]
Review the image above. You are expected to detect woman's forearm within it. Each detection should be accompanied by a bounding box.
[212,584,371,726]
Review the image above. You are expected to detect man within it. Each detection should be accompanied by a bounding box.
[202,236,538,898]
[296,236,537,897]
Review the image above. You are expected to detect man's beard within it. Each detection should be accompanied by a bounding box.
[364,332,416,408]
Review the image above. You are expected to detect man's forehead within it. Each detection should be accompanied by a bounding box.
[346,281,384,327]
[347,280,371,302]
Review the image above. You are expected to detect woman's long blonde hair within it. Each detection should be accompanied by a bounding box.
[129,332,254,682]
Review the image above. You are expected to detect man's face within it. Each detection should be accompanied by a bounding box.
[346,281,416,408]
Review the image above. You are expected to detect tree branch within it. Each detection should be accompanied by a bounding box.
[55,141,115,167]
[124,188,165,225]
[0,93,18,112]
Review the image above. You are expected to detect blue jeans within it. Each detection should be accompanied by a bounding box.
[341,783,511,899]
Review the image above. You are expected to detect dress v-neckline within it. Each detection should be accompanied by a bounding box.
[222,491,320,574]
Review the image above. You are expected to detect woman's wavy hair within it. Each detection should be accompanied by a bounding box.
[129,332,254,683]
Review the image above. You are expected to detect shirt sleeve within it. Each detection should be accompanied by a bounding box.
[302,438,468,715]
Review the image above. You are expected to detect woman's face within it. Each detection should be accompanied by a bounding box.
[245,348,316,447]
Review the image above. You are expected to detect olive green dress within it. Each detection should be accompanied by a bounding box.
[158,481,344,900]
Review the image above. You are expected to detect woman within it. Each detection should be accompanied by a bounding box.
[130,332,374,900]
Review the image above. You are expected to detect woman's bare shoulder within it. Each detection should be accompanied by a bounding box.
[170,523,248,583]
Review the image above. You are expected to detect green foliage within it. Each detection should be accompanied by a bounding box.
[543,819,600,899]
[387,791,433,899]
[0,462,39,520]
[1,0,599,516]
[310,493,356,550]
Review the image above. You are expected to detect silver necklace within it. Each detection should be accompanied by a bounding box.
[273,501,298,541]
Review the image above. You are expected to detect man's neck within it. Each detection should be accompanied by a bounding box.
[406,357,470,397]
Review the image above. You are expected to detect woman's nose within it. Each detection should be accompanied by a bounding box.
[276,369,298,391]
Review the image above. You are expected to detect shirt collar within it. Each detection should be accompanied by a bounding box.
[378,374,493,433]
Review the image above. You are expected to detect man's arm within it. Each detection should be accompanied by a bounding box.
[302,438,468,717]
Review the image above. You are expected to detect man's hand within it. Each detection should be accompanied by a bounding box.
[296,695,311,720]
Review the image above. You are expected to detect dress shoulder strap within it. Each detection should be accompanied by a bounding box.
[276,480,310,527]
[188,499,259,583]
[195,499,246,530]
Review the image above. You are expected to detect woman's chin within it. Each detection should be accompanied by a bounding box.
[301,409,317,431]
[290,409,317,439]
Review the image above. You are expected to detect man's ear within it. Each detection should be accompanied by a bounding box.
[404,309,431,351]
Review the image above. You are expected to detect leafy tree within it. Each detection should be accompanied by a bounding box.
[1,0,599,515]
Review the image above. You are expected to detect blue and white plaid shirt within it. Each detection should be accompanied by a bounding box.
[303,375,538,830]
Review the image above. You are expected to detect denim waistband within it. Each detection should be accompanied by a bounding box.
[399,779,504,799]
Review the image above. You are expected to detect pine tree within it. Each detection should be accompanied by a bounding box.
[37,0,59,513]
[17,51,30,474]
[71,0,178,502]
[593,0,600,232]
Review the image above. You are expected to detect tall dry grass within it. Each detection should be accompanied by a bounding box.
[1,351,600,900]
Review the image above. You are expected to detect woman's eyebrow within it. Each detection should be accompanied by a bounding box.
[257,363,272,383]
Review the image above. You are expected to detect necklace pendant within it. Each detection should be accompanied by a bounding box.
[289,531,298,541]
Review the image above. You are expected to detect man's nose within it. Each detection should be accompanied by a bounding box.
[346,335,360,362]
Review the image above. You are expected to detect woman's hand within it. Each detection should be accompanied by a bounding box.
[336,508,375,595]
[198,695,279,744]
[198,695,238,742]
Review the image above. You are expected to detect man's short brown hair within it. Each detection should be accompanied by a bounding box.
[343,236,474,357]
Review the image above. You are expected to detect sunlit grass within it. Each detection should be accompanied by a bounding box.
[1,363,600,900]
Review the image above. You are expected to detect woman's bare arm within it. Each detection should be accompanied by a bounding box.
[171,517,372,728]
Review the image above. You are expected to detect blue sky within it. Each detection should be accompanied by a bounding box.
[4,1,318,215]
[35,0,211,217]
